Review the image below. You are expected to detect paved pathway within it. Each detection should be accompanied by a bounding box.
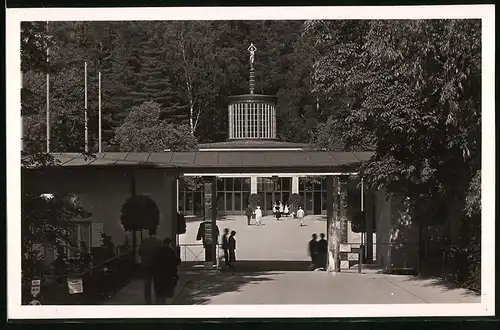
[179,215,373,261]
[105,215,479,305]
[106,270,479,305]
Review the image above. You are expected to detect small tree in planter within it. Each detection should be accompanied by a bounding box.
[120,195,160,263]
[288,193,302,218]
[248,193,261,217]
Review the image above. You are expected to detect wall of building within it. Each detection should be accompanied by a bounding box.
[375,190,419,270]
[26,168,176,262]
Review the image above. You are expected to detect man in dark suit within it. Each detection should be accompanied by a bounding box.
[196,219,220,269]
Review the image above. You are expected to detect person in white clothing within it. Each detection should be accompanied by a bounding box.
[284,204,289,216]
[255,206,263,226]
[279,202,284,214]
[297,206,305,226]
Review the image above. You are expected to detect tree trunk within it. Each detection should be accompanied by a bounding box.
[189,105,194,135]
[132,229,138,264]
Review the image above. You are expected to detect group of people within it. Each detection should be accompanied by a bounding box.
[221,228,237,273]
[138,228,180,305]
[308,233,328,270]
[245,203,306,227]
[272,201,290,220]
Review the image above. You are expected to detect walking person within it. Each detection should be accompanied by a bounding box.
[151,238,180,304]
[228,230,237,274]
[308,233,319,271]
[276,201,282,221]
[284,204,289,217]
[318,233,328,270]
[138,228,162,305]
[297,206,305,226]
[222,228,230,269]
[255,205,263,226]
[245,205,253,225]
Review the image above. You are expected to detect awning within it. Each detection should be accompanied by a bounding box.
[24,151,374,174]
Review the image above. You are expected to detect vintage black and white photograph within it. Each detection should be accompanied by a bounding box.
[7,5,495,319]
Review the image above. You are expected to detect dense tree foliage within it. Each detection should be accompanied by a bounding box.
[22,20,311,150]
[306,19,481,288]
[307,19,480,223]
[113,101,198,152]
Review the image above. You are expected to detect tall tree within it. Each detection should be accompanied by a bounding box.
[309,19,481,239]
[113,100,198,152]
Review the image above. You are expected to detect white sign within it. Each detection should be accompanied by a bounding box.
[31,279,41,297]
[67,278,84,295]
[29,300,41,305]
[340,244,351,252]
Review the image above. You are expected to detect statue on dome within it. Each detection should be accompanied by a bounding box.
[248,43,257,70]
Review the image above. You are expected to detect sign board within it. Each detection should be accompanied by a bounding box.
[204,223,213,244]
[31,279,41,297]
[67,278,84,295]
[340,244,351,252]
[29,300,41,305]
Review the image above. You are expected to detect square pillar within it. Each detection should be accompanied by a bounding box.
[365,188,375,263]
[250,176,258,194]
[292,176,299,194]
[211,177,218,267]
[326,175,340,272]
[170,175,179,247]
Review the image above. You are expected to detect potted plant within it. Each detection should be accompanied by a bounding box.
[120,195,160,264]
[248,193,261,218]
[288,193,302,218]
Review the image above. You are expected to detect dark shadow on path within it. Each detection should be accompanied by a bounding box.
[180,260,312,273]
[174,272,277,305]
[228,260,312,272]
[401,276,480,297]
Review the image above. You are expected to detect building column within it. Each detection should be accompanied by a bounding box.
[326,175,339,272]
[292,176,299,194]
[365,188,374,264]
[250,176,257,194]
[170,174,179,256]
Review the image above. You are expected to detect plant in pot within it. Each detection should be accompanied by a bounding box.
[248,193,261,218]
[120,195,160,264]
[288,193,302,218]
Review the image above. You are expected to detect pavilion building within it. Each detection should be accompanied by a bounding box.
[178,46,333,217]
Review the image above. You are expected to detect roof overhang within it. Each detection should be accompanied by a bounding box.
[22,151,374,175]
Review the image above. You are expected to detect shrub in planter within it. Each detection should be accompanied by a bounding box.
[288,193,302,217]
[248,193,261,211]
[120,195,160,261]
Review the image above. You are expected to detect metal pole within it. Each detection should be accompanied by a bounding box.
[84,62,88,153]
[21,70,24,151]
[46,21,50,153]
[98,71,102,153]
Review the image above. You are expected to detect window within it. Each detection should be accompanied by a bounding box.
[67,222,92,259]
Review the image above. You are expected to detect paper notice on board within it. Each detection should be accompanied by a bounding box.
[67,278,84,294]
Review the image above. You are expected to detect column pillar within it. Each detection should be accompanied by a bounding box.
[365,188,374,264]
[250,176,258,194]
[326,175,339,272]
[211,177,217,268]
[170,174,179,259]
[292,176,299,194]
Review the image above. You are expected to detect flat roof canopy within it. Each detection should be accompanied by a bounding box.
[25,151,374,174]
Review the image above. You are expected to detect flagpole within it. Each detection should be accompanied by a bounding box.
[46,21,50,153]
[84,61,88,152]
[98,71,102,153]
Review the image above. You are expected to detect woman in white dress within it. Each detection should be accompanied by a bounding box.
[255,206,263,226]
[284,204,289,216]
